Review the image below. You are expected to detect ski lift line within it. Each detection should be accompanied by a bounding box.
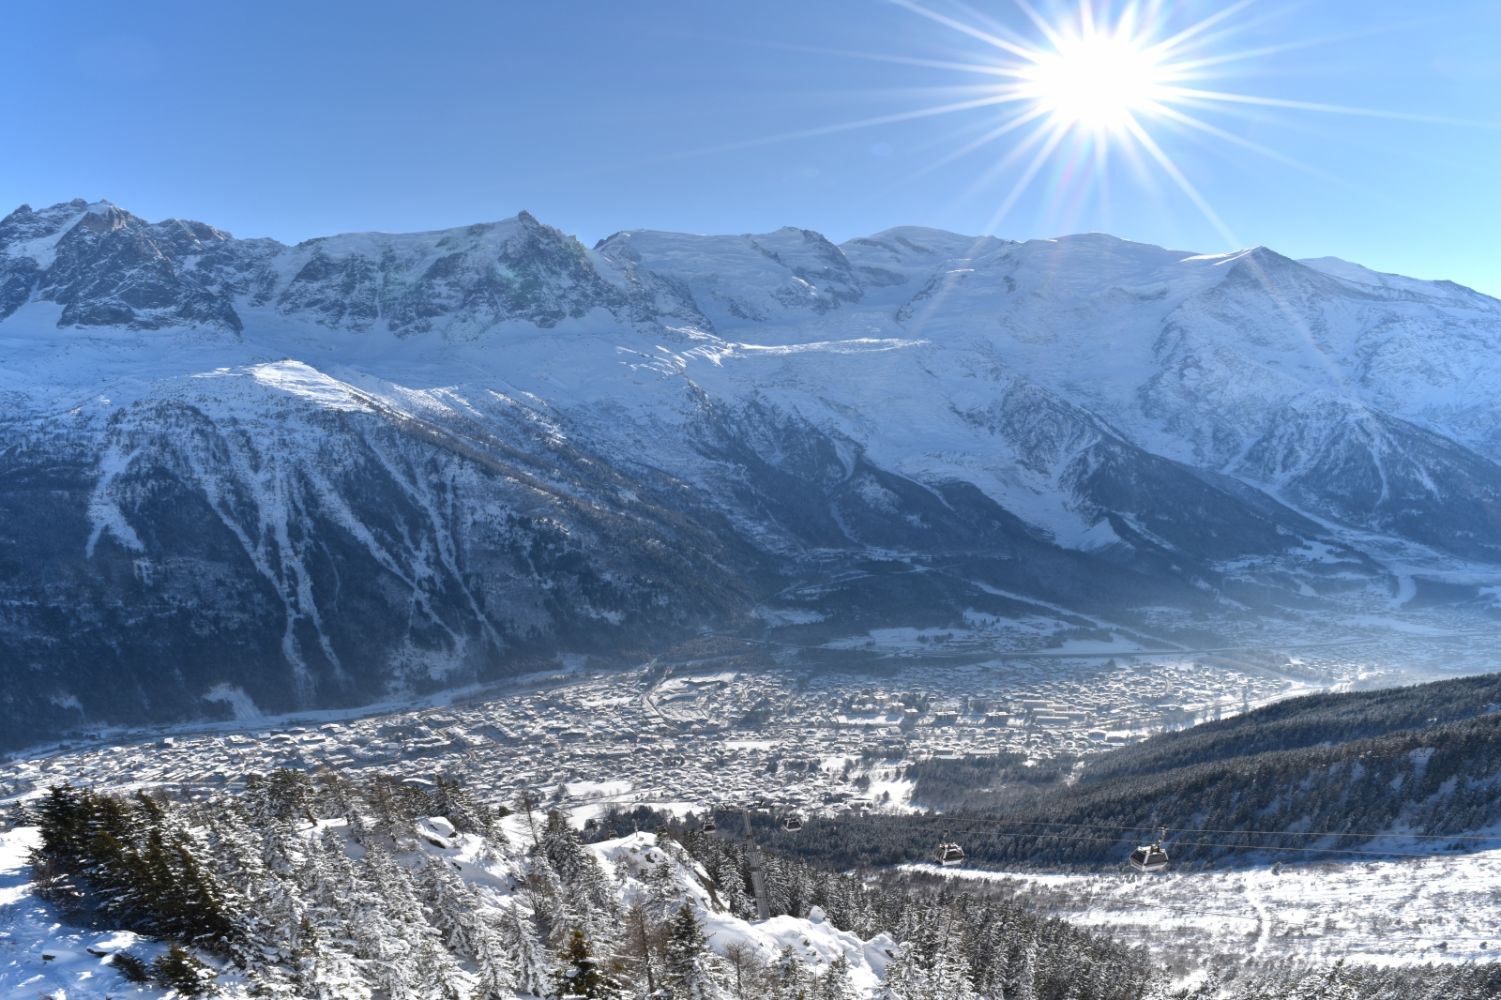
[933,820,1501,859]
[908,825,1485,860]
[903,813,1501,846]
[942,810,1501,840]
[1135,837,1457,860]
[586,801,1499,858]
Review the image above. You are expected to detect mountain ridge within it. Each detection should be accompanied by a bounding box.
[4,198,1501,746]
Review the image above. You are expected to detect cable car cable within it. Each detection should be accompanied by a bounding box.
[906,825,1484,861]
[892,813,1501,851]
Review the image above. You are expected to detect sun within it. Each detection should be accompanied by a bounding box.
[1021,27,1168,133]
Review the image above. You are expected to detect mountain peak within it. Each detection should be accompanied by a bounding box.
[1180,244,1290,268]
[860,224,972,242]
[72,199,139,234]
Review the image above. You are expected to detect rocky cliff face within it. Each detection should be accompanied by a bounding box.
[3,199,1499,746]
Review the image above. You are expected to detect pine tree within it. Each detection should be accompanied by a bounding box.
[644,854,683,921]
[474,931,519,1000]
[28,785,237,953]
[880,942,923,1000]
[1011,934,1039,1000]
[623,903,663,995]
[711,851,752,919]
[499,898,554,997]
[420,857,489,962]
[348,846,467,1000]
[543,811,618,924]
[152,945,215,997]
[300,827,360,936]
[411,933,468,1000]
[555,926,623,999]
[813,954,857,1000]
[882,930,980,1000]
[244,769,317,825]
[201,806,284,967]
[768,944,808,1000]
[525,856,575,948]
[928,946,978,1000]
[433,774,499,838]
[663,903,723,1000]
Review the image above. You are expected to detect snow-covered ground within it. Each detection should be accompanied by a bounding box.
[912,848,1501,970]
[593,833,894,993]
[0,825,230,999]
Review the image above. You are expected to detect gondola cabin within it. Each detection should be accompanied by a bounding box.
[1129,841,1170,873]
[936,842,966,867]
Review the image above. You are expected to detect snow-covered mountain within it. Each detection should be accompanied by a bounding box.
[5,198,1501,746]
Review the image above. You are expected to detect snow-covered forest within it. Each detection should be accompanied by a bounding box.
[5,768,1499,999]
[8,769,1158,999]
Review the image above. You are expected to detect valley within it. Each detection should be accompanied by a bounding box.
[5,650,1501,998]
[0,639,1443,819]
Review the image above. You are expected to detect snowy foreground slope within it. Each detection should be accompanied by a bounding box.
[7,776,1500,1000]
[6,199,1501,744]
[0,814,889,999]
[7,767,1164,1000]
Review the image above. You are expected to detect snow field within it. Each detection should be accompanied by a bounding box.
[592,833,893,994]
[912,846,1501,969]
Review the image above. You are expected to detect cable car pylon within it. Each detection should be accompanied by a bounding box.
[739,805,772,921]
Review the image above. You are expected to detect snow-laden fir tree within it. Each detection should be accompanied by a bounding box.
[556,926,626,999]
[419,857,492,964]
[813,953,858,1000]
[663,902,725,1000]
[767,944,809,1000]
[499,895,556,997]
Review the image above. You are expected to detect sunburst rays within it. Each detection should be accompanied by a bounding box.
[727,1,1483,247]
[876,0,1336,242]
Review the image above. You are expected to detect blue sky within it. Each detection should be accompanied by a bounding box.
[5,1,1501,293]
